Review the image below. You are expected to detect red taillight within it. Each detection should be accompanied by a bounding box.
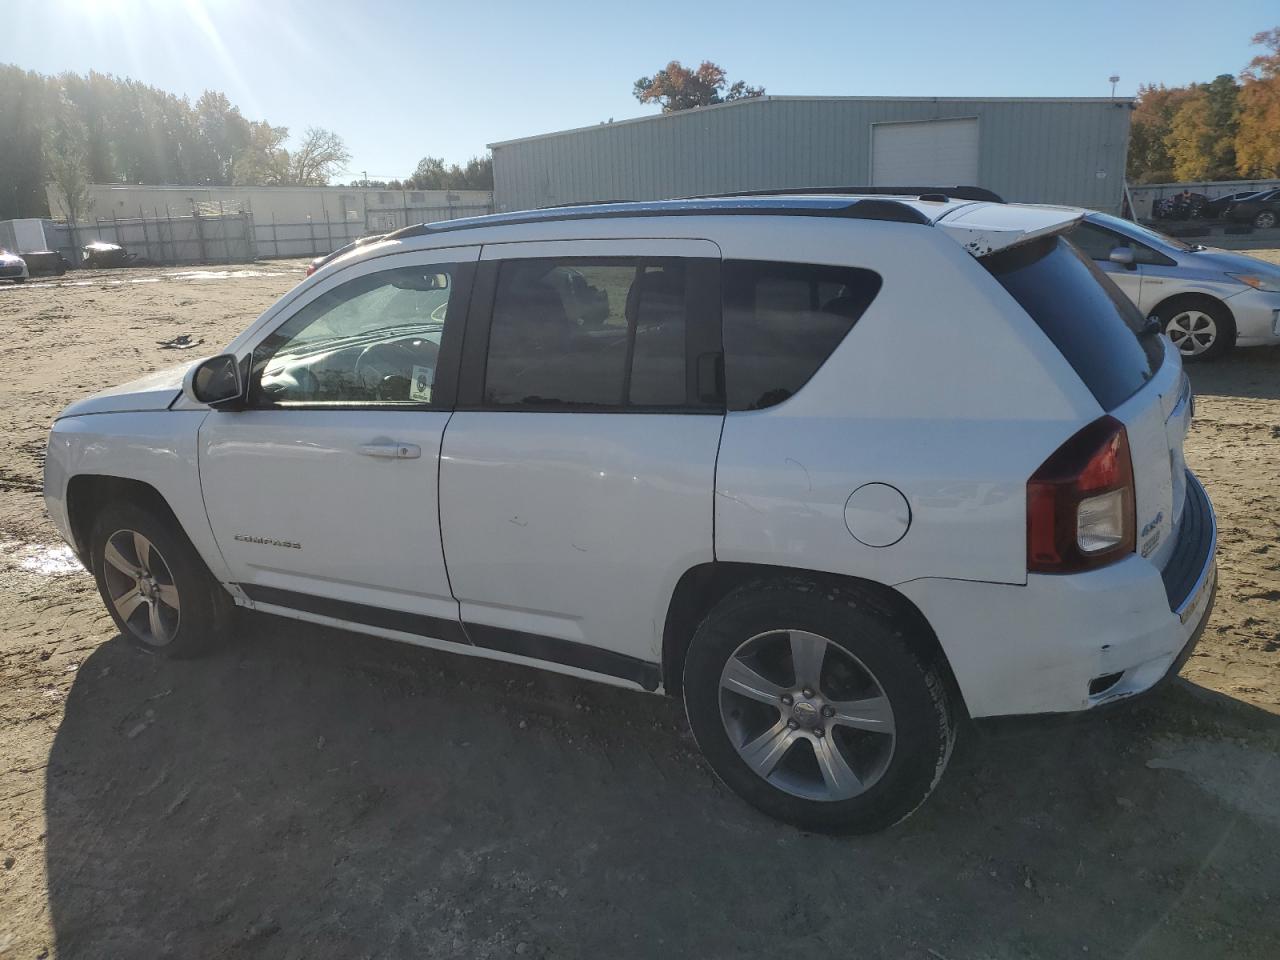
[1027,415,1135,573]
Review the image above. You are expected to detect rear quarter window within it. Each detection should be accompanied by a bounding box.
[983,236,1163,411]
[722,260,882,410]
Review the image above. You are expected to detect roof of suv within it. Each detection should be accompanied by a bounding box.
[388,193,978,240]
[373,191,1085,261]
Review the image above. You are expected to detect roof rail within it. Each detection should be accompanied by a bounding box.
[699,185,1006,203]
[385,195,933,242]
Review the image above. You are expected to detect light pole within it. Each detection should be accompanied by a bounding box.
[1109,75,1120,98]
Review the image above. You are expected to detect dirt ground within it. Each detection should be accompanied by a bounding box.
[1,259,1278,959]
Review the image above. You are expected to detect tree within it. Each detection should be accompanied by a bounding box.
[1236,28,1280,177]
[45,111,92,222]
[232,120,290,185]
[633,60,764,113]
[0,65,50,219]
[406,154,493,190]
[1127,83,1197,183]
[289,127,351,186]
[194,90,251,184]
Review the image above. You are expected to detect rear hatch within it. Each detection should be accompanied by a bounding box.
[970,221,1190,580]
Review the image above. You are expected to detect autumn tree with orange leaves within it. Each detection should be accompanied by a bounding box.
[1236,28,1280,177]
[633,61,764,114]
[1127,27,1280,183]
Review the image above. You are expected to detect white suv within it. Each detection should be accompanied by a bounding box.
[43,194,1217,832]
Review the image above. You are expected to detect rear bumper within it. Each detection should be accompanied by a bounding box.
[899,471,1216,718]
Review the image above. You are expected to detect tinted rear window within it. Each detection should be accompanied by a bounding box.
[984,235,1163,410]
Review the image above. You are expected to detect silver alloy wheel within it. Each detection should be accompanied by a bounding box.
[102,529,181,646]
[1164,310,1218,357]
[718,629,896,802]
[1255,211,1277,230]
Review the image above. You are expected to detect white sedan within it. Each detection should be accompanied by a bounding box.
[0,249,30,284]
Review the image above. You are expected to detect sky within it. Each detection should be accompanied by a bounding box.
[3,0,1276,182]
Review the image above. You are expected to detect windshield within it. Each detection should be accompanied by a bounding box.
[1090,212,1197,252]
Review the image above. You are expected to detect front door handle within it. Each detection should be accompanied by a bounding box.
[358,442,421,460]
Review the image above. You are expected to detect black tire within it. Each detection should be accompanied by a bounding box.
[90,500,233,658]
[683,577,955,833]
[1253,210,1278,230]
[1154,298,1235,362]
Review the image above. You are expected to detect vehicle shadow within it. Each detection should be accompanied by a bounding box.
[45,616,1280,959]
[1185,344,1280,401]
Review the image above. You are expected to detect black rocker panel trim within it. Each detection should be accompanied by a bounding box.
[464,622,661,691]
[240,583,470,646]
[240,584,662,690]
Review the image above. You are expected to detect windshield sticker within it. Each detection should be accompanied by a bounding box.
[409,365,434,402]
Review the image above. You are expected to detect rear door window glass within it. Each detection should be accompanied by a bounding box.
[483,258,701,409]
[722,260,882,410]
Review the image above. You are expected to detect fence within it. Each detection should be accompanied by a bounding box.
[63,206,255,265]
[55,201,495,267]
[252,203,493,260]
[1128,178,1280,221]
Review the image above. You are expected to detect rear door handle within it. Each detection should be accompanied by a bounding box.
[358,442,421,460]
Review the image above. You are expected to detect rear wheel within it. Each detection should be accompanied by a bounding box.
[1253,210,1278,230]
[1156,299,1234,361]
[683,578,955,833]
[90,501,232,658]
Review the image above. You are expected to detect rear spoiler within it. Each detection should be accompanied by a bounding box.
[936,203,1084,257]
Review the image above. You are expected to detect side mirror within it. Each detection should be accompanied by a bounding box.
[184,354,245,410]
[1108,246,1137,269]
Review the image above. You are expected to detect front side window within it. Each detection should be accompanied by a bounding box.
[722,260,882,410]
[483,258,700,409]
[251,263,460,406]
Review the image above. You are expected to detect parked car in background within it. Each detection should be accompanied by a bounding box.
[1224,188,1280,229]
[0,249,30,283]
[1200,191,1262,220]
[1068,212,1280,359]
[21,250,70,277]
[82,241,132,268]
[44,193,1218,833]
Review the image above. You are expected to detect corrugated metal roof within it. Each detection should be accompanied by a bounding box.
[488,95,1135,148]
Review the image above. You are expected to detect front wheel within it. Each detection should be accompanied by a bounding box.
[1156,300,1235,361]
[90,501,232,658]
[683,578,955,833]
[1254,210,1278,230]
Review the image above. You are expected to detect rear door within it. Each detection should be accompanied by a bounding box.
[438,239,723,689]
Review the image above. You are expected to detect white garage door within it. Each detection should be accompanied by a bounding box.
[871,118,979,186]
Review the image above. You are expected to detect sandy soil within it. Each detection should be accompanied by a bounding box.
[0,260,1277,959]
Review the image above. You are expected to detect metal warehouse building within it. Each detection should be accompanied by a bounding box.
[491,96,1133,213]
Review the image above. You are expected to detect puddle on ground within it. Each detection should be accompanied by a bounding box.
[0,540,86,578]
[166,269,288,280]
[14,268,297,290]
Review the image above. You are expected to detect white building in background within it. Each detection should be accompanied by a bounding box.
[46,183,493,231]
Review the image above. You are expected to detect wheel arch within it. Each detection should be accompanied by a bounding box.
[661,561,965,716]
[1149,291,1236,328]
[66,475,185,561]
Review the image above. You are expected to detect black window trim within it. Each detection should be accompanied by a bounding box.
[243,260,476,412]
[1073,222,1175,268]
[454,251,724,415]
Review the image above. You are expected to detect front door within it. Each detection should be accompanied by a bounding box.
[1069,220,1143,305]
[199,246,477,642]
[439,239,724,689]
